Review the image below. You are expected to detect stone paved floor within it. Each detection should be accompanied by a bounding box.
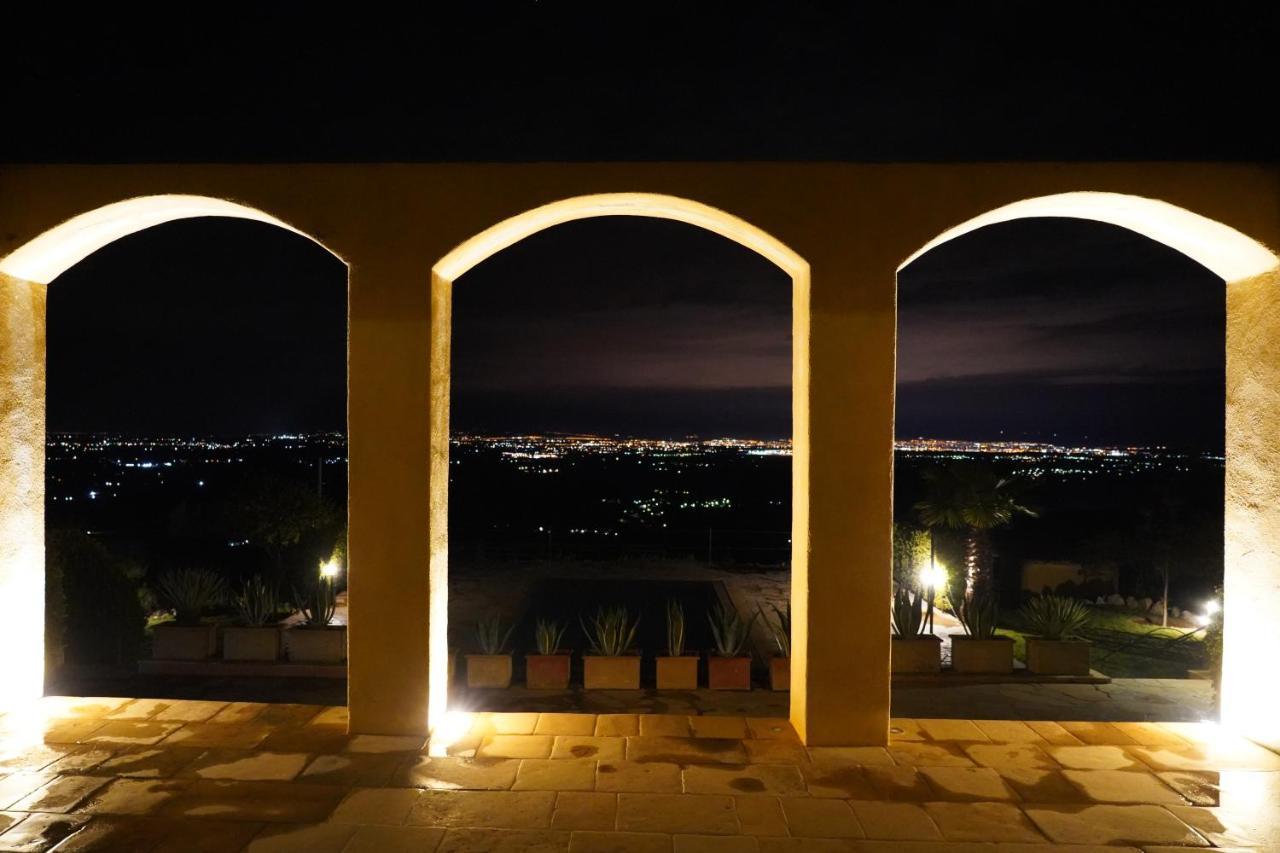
[2,697,1278,851]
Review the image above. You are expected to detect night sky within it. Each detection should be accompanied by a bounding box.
[46,219,347,435]
[47,214,1224,450]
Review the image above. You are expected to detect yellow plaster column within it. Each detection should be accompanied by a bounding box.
[1224,268,1280,751]
[0,272,47,706]
[791,248,895,746]
[346,248,435,735]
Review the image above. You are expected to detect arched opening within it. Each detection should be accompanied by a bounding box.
[430,194,810,732]
[896,192,1279,749]
[0,195,346,710]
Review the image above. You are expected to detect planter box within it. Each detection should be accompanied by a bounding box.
[466,654,513,688]
[707,655,752,690]
[950,635,1014,674]
[526,653,571,689]
[152,624,217,661]
[1026,637,1091,675]
[222,626,281,662]
[583,655,641,689]
[891,635,941,674]
[769,656,790,691]
[286,626,347,663]
[656,655,699,690]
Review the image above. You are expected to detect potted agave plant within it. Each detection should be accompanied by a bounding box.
[759,601,791,691]
[891,583,941,673]
[525,618,570,689]
[223,575,281,661]
[581,605,641,689]
[655,600,698,689]
[707,601,757,690]
[467,614,515,688]
[153,569,224,660]
[285,568,347,663]
[1023,594,1093,675]
[949,590,1013,674]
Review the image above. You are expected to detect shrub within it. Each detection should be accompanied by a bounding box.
[534,618,566,655]
[891,584,928,637]
[955,591,999,639]
[156,568,225,626]
[293,575,337,628]
[232,575,278,627]
[1021,594,1093,640]
[708,601,758,658]
[475,613,514,654]
[665,599,686,657]
[46,530,146,667]
[758,601,791,657]
[581,606,640,657]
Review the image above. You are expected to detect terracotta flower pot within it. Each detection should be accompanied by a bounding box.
[656,655,699,690]
[466,654,513,688]
[707,655,751,690]
[949,635,1014,674]
[222,626,280,662]
[769,656,790,691]
[583,655,641,689]
[1026,637,1091,675]
[285,625,347,663]
[152,624,217,661]
[526,653,571,689]
[891,635,941,673]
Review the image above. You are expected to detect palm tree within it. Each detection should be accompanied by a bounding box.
[914,462,1037,596]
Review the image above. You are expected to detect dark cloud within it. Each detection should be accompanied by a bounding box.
[898,218,1224,449]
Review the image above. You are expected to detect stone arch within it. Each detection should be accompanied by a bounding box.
[899,191,1280,749]
[0,194,344,708]
[429,193,810,730]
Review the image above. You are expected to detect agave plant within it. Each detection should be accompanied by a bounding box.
[708,601,758,658]
[955,591,1000,639]
[891,583,928,637]
[156,568,225,626]
[665,599,686,657]
[534,617,566,655]
[476,613,516,655]
[1021,594,1092,640]
[580,605,640,656]
[293,575,337,628]
[232,575,278,627]
[758,601,791,658]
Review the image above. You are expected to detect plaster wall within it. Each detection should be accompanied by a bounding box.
[1,162,1277,746]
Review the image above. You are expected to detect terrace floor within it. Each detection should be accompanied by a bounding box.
[2,699,1279,851]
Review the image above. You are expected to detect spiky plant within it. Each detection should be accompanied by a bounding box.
[1021,594,1092,640]
[891,583,928,637]
[665,599,686,657]
[476,614,515,654]
[156,569,225,626]
[293,576,337,628]
[232,575,278,627]
[708,601,758,658]
[534,618,566,655]
[954,591,999,639]
[758,601,791,658]
[580,605,640,657]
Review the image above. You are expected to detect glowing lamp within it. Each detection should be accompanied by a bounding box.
[319,559,341,581]
[918,562,947,590]
[1204,599,1221,616]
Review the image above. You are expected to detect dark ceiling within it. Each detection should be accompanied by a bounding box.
[5,4,1276,163]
